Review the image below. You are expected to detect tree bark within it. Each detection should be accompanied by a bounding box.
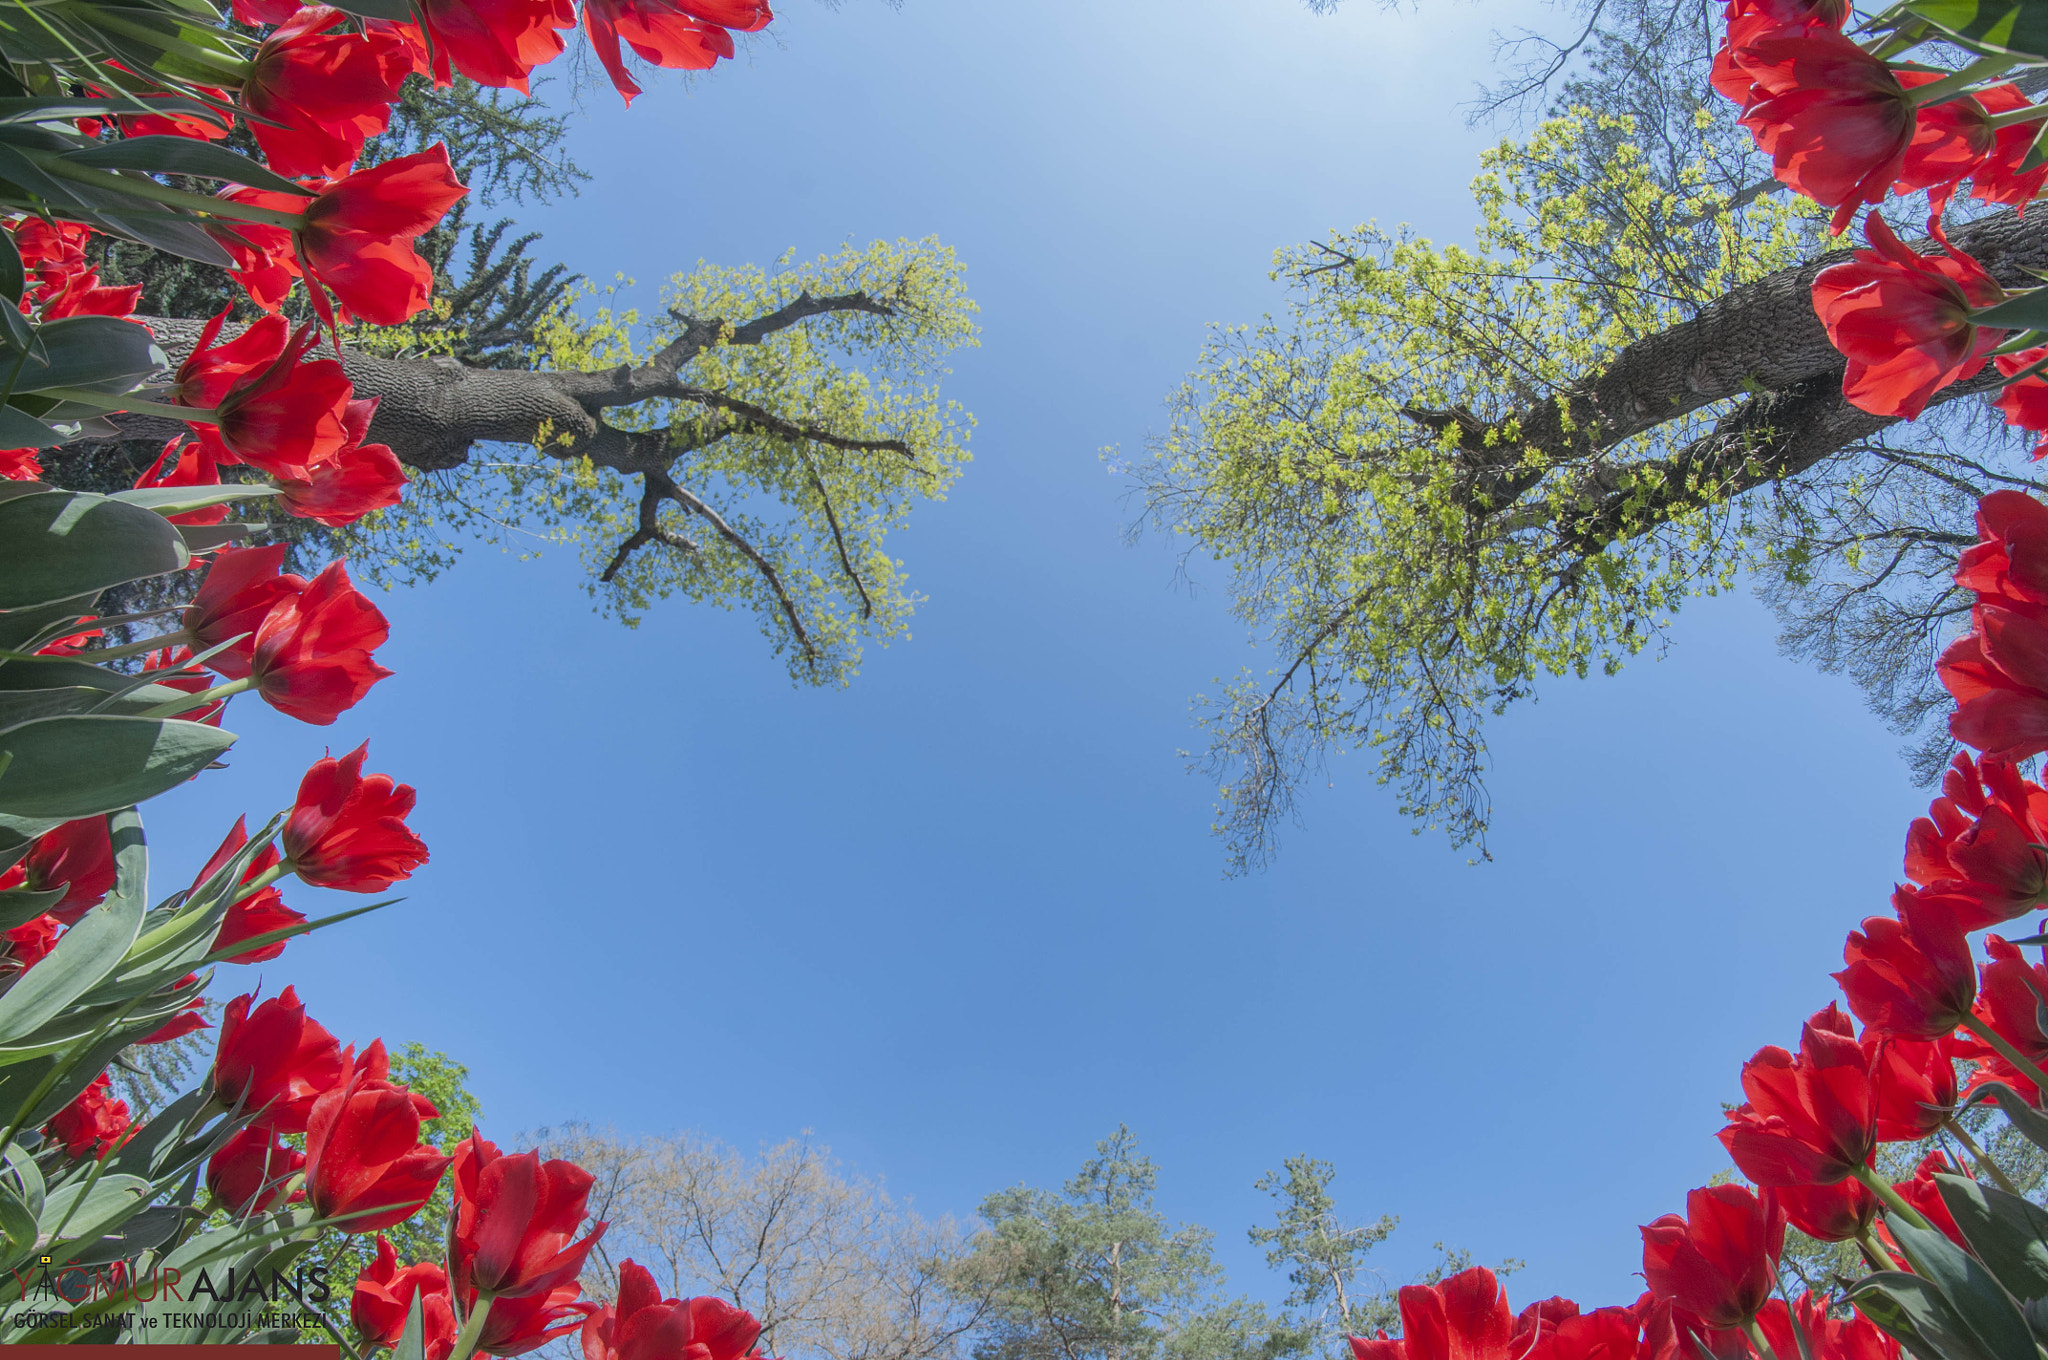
[1413,206,2048,471]
[133,288,903,473]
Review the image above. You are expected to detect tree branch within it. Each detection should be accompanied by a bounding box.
[132,286,907,475]
[1404,206,2048,504]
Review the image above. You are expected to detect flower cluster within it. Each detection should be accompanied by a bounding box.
[0,0,772,508]
[1712,0,2048,440]
[1340,489,2048,1360]
[346,1151,770,1360]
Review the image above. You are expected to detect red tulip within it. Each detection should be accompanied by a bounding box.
[0,816,114,924]
[1969,86,2048,210]
[1892,1150,1968,1247]
[1772,1179,1877,1242]
[354,1236,459,1360]
[1953,490,2048,610]
[247,559,393,725]
[1718,1003,1876,1186]
[1711,0,1848,109]
[1954,934,2048,1089]
[581,1263,767,1360]
[1995,349,2048,456]
[283,742,428,891]
[207,1125,306,1215]
[1757,1295,1897,1360]
[1902,750,2048,928]
[274,401,407,527]
[3,914,60,971]
[45,1074,131,1160]
[581,0,769,103]
[1524,1307,1640,1360]
[1732,30,1916,232]
[480,1283,601,1357]
[1348,1268,1520,1360]
[1893,81,1997,215]
[0,448,39,480]
[211,986,344,1133]
[184,543,307,680]
[207,321,355,477]
[192,817,307,965]
[449,1134,607,1300]
[1811,215,2005,419]
[1867,1034,1959,1141]
[6,216,137,322]
[1836,890,1978,1040]
[1639,1185,1784,1330]
[220,147,468,326]
[406,0,577,92]
[244,8,413,178]
[305,1040,451,1233]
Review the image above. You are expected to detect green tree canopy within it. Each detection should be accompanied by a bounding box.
[1134,0,2048,866]
[960,1127,1305,1360]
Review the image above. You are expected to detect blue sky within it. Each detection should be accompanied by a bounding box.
[144,0,1939,1321]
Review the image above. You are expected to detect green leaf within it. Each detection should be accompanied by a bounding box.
[0,1175,36,1273]
[1975,1082,2048,1151]
[0,813,61,877]
[0,658,191,711]
[1902,0,2048,58]
[0,592,99,652]
[0,403,66,452]
[0,715,233,819]
[61,1202,185,1266]
[177,522,252,553]
[0,883,64,930]
[0,813,141,1046]
[0,224,22,308]
[102,1085,214,1182]
[0,95,223,127]
[1939,1172,2048,1302]
[36,1172,153,1264]
[1887,1217,2039,1360]
[0,687,101,728]
[1847,1271,1996,1360]
[63,135,303,196]
[0,491,187,611]
[394,1289,427,1360]
[3,314,165,393]
[110,483,278,515]
[1976,287,2048,330]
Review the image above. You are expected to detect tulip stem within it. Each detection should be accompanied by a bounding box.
[33,385,219,425]
[1855,1227,1894,1271]
[1904,54,2019,107]
[1957,1014,2048,1098]
[1944,1117,2020,1194]
[1742,1319,1779,1360]
[26,152,306,228]
[234,861,286,901]
[446,1294,493,1360]
[1987,102,2048,129]
[1852,1163,1934,1231]
[139,674,247,718]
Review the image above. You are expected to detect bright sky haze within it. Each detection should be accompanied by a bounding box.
[141,0,1937,1320]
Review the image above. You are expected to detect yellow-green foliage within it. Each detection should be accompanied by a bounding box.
[1141,111,1824,858]
[339,236,978,686]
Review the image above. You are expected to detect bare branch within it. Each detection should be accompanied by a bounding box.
[647,468,817,663]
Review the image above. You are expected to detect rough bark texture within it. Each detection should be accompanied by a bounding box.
[133,290,900,473]
[1411,207,2048,481]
